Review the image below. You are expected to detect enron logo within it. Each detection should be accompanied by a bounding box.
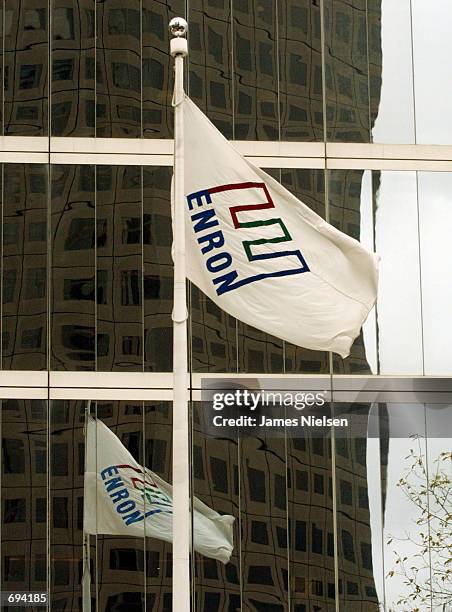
[100,463,172,527]
[187,182,310,295]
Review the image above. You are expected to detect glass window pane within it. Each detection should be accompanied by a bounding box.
[50,400,87,609]
[48,400,174,609]
[334,404,381,610]
[412,0,452,144]
[96,166,143,371]
[96,2,142,137]
[145,401,173,604]
[188,0,233,139]
[1,400,47,599]
[192,402,241,607]
[371,0,415,144]
[418,172,452,374]
[51,1,95,136]
[289,430,335,610]
[233,0,278,140]
[374,171,423,374]
[51,165,95,370]
[324,0,374,143]
[142,0,184,138]
[238,321,283,374]
[383,403,429,609]
[424,403,452,611]
[191,287,238,373]
[2,164,48,370]
[143,167,173,371]
[240,435,289,607]
[4,1,48,135]
[279,0,323,141]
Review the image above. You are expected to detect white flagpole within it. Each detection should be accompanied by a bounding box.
[82,401,92,612]
[82,532,91,612]
[169,17,190,611]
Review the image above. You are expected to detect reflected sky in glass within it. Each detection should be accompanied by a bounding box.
[412,0,452,144]
[418,172,452,375]
[373,0,452,145]
[368,403,451,609]
[370,170,452,375]
[373,171,423,374]
[372,0,415,144]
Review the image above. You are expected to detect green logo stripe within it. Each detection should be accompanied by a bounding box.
[241,218,293,262]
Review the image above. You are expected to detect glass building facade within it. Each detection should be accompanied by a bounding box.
[0,1,451,611]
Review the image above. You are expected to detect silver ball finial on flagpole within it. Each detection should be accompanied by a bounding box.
[169,17,188,37]
[169,17,188,57]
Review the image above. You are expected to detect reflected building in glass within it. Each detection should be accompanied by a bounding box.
[1,1,451,612]
[1,396,380,610]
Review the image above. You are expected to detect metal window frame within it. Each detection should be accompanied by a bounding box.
[1,138,452,170]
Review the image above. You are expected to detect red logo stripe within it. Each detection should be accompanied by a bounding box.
[208,182,275,229]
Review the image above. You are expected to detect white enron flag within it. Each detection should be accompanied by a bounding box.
[181,97,378,358]
[83,416,234,564]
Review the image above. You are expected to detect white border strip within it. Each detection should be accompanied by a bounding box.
[50,137,173,155]
[0,136,48,152]
[327,158,452,171]
[0,387,48,398]
[50,153,326,168]
[4,137,452,161]
[0,152,48,163]
[326,142,452,161]
[248,157,325,169]
[46,153,452,170]
[0,371,434,391]
[49,388,173,400]
[49,371,174,388]
[49,152,172,166]
[0,371,48,387]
